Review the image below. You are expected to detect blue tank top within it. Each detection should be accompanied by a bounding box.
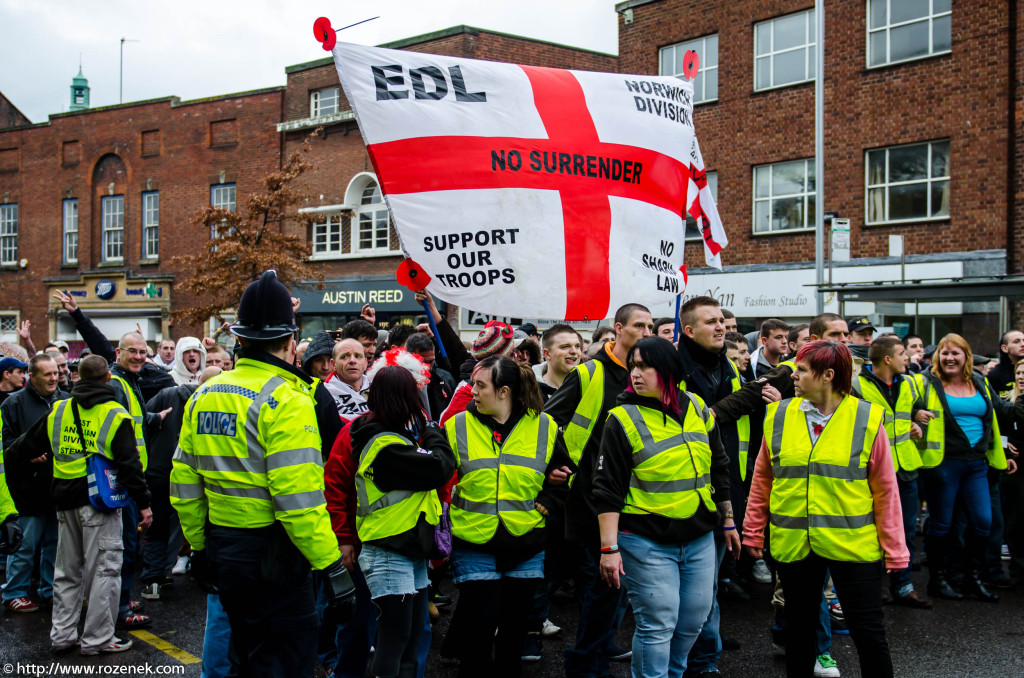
[947,390,986,447]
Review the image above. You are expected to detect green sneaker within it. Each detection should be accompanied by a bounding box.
[814,653,840,678]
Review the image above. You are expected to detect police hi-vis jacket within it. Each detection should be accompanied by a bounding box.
[170,356,340,571]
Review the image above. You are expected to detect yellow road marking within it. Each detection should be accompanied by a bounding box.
[129,630,202,665]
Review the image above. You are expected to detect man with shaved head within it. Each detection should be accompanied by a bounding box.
[324,339,369,422]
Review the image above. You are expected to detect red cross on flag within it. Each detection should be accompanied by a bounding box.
[331,42,728,321]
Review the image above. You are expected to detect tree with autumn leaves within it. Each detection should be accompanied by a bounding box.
[172,132,326,329]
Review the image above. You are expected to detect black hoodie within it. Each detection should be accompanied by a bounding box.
[545,346,626,547]
[592,390,730,545]
[349,416,456,558]
[8,379,150,511]
[988,351,1018,398]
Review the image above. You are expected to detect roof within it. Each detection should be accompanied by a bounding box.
[284,24,616,75]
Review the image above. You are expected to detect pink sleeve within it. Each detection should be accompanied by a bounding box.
[742,438,774,549]
[867,422,910,570]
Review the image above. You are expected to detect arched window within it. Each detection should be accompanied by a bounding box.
[356,178,391,253]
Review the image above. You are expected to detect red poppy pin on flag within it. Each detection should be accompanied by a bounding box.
[327,39,728,320]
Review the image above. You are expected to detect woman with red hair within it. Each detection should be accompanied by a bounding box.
[743,340,907,678]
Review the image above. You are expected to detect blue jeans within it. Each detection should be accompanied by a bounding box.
[686,533,726,672]
[2,512,58,602]
[619,530,716,678]
[891,475,919,597]
[118,498,139,618]
[315,565,376,678]
[201,594,233,678]
[923,457,992,537]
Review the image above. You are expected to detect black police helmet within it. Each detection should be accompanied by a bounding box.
[231,270,299,341]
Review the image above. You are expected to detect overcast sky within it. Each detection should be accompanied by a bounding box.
[1,0,620,123]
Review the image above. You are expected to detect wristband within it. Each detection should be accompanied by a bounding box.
[600,545,619,554]
[722,525,737,531]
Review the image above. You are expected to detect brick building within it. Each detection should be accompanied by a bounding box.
[617,0,1022,349]
[0,26,616,350]
[2,9,1021,352]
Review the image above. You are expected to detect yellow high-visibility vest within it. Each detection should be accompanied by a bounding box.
[446,410,556,544]
[764,396,885,563]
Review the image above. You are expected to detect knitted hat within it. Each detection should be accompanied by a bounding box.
[471,322,515,360]
[301,330,335,372]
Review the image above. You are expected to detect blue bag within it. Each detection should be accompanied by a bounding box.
[72,402,130,513]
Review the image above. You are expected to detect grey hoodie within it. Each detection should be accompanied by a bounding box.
[170,337,207,386]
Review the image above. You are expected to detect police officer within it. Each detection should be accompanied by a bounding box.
[744,341,908,678]
[171,270,354,676]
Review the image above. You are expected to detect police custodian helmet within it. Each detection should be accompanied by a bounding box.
[230,270,299,340]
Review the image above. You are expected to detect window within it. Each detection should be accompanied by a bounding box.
[753,159,816,234]
[355,179,394,254]
[310,87,340,118]
[63,199,78,264]
[313,215,345,256]
[686,171,718,240]
[0,204,16,265]
[210,183,236,240]
[142,191,159,259]
[866,140,949,224]
[755,10,816,91]
[101,195,125,262]
[660,35,718,104]
[868,0,951,68]
[0,314,18,342]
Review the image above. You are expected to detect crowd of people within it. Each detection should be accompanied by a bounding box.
[1,273,1023,678]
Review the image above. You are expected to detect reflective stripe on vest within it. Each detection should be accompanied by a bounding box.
[563,360,603,466]
[916,375,1007,471]
[610,394,716,520]
[856,375,923,472]
[47,399,132,479]
[110,374,148,471]
[446,411,555,544]
[354,432,441,542]
[171,367,327,525]
[764,396,884,563]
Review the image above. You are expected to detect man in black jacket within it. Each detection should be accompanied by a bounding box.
[988,329,1024,398]
[139,365,221,599]
[7,355,151,655]
[545,303,652,678]
[0,353,69,613]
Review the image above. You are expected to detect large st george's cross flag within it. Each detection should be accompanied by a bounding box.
[331,42,727,321]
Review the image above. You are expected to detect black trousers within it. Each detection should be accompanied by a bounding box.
[207,523,318,678]
[1000,470,1024,578]
[452,577,537,678]
[776,553,893,678]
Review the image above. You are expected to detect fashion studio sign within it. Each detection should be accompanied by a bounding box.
[680,270,818,317]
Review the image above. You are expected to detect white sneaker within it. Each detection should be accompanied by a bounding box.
[814,653,840,677]
[81,636,133,655]
[541,619,562,637]
[171,556,190,575]
[752,558,773,584]
[140,583,161,600]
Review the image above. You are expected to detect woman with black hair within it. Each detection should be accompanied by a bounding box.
[593,337,735,678]
[349,365,456,678]
[443,355,573,678]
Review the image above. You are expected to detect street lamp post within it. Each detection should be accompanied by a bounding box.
[120,37,140,104]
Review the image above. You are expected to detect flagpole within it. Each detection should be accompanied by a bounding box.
[814,0,825,314]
